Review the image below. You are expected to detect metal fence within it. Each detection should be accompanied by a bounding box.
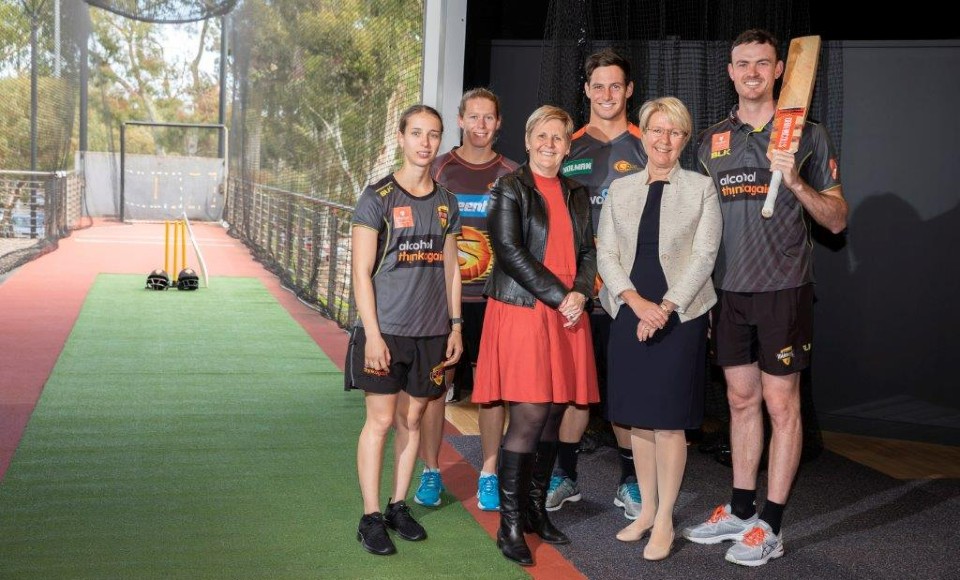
[224,177,354,328]
[2,0,423,329]
[0,170,85,276]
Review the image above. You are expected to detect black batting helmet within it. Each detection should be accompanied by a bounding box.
[177,268,200,291]
[146,269,170,290]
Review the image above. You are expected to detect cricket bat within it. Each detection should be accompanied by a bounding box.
[761,35,821,219]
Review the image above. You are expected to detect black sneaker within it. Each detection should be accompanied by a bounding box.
[357,512,396,556]
[384,499,427,541]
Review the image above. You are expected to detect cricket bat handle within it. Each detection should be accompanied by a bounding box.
[761,170,782,218]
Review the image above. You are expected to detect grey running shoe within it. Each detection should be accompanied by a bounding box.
[545,475,581,512]
[614,480,642,520]
[681,504,758,544]
[724,520,784,566]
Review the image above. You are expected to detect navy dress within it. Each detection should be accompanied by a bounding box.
[606,181,706,430]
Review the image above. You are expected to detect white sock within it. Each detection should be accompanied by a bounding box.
[479,471,495,478]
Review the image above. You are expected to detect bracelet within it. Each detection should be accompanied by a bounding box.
[450,328,462,333]
[659,303,670,312]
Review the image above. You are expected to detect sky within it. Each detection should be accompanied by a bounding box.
[161,21,219,84]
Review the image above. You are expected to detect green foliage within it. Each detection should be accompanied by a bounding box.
[87,10,221,153]
[0,0,84,170]
[232,0,424,202]
[0,76,72,170]
[1,0,424,191]
[0,1,31,73]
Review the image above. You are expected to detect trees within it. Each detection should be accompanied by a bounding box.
[87,10,220,155]
[231,0,424,202]
[0,76,71,168]
[0,0,81,170]
[1,0,426,195]
[0,1,30,74]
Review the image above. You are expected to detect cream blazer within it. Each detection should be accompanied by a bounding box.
[597,163,722,322]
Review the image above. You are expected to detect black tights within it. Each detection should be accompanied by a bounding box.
[501,402,567,454]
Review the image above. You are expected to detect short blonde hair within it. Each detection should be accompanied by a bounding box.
[637,97,692,141]
[524,105,575,142]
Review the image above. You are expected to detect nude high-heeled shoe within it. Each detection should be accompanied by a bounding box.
[616,520,653,542]
[642,528,675,561]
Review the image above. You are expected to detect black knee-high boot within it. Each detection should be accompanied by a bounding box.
[497,449,534,566]
[526,441,570,544]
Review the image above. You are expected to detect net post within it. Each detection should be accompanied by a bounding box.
[120,122,126,222]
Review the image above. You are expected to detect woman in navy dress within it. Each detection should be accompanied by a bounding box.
[596,97,722,561]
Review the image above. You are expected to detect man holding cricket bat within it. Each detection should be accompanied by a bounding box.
[683,29,847,566]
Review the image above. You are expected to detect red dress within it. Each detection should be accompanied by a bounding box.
[472,174,599,404]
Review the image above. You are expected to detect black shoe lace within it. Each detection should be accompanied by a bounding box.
[361,515,389,542]
[390,500,410,515]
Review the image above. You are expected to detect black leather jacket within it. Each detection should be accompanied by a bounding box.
[483,163,596,309]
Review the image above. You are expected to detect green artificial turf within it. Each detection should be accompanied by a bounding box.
[0,275,525,579]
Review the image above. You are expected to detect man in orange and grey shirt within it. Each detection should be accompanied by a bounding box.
[684,29,847,567]
[551,48,647,521]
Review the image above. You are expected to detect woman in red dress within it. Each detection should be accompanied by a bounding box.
[473,105,599,566]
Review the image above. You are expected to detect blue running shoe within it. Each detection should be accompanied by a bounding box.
[414,470,444,507]
[477,474,500,511]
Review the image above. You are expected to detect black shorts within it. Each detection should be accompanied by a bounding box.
[344,327,448,398]
[712,285,813,376]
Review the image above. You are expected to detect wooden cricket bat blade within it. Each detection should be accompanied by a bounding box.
[762,35,821,219]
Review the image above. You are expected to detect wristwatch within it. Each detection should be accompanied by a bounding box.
[450,317,464,326]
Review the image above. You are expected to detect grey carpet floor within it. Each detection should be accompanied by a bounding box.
[447,435,960,579]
